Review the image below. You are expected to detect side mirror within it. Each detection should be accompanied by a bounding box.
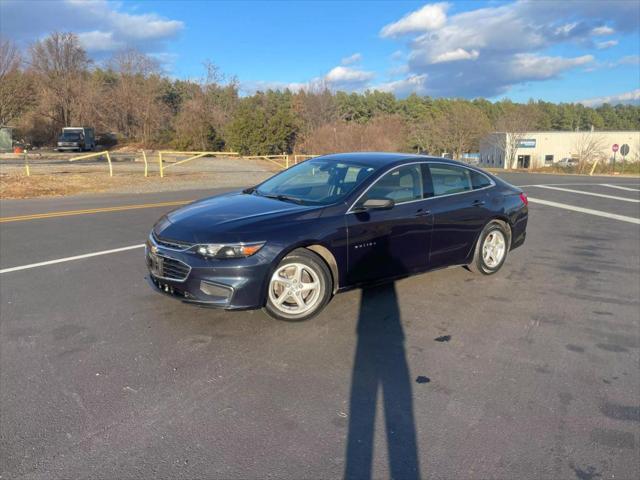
[361,198,395,210]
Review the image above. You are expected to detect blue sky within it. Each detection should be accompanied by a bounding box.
[2,0,639,104]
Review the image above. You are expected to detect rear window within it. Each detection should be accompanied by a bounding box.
[470,170,492,190]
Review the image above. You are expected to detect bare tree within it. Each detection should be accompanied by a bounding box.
[493,104,539,169]
[108,48,160,77]
[106,49,169,145]
[573,132,607,173]
[0,37,35,126]
[435,102,491,159]
[0,36,20,80]
[407,117,438,154]
[173,60,239,150]
[301,115,406,154]
[29,32,90,130]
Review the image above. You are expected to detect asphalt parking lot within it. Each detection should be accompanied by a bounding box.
[1,173,639,479]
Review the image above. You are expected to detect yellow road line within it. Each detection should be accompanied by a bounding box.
[0,200,192,223]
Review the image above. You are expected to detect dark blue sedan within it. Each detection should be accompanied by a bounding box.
[146,153,528,321]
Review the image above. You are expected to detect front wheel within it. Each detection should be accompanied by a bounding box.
[264,249,333,321]
[468,221,510,275]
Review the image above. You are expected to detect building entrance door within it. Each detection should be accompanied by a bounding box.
[517,155,531,168]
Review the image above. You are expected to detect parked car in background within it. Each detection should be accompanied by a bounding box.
[556,157,578,168]
[56,127,95,152]
[146,153,528,321]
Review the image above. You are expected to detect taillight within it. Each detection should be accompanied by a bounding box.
[519,192,528,206]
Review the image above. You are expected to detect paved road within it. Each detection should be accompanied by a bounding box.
[1,173,639,479]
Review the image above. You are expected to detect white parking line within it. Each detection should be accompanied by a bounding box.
[528,185,640,203]
[0,244,145,274]
[528,197,640,225]
[519,183,640,188]
[600,183,640,192]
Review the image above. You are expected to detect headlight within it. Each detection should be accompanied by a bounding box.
[194,242,265,259]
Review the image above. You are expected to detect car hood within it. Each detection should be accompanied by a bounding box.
[154,191,321,243]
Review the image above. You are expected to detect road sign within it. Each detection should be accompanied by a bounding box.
[620,144,630,157]
[612,144,619,152]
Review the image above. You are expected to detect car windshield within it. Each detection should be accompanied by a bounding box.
[253,159,377,205]
[60,132,81,140]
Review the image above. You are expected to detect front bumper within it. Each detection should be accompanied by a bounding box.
[145,237,272,310]
[57,143,81,151]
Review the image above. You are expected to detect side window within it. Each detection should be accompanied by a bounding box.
[360,165,423,205]
[470,170,492,190]
[429,164,473,196]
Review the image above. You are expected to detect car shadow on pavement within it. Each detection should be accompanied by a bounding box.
[344,282,421,479]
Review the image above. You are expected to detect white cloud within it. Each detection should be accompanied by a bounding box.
[555,22,578,37]
[432,48,479,63]
[242,62,375,94]
[617,54,640,65]
[325,65,375,84]
[380,3,449,37]
[374,74,429,96]
[579,89,640,106]
[341,53,362,65]
[387,64,409,76]
[592,25,615,35]
[390,50,405,61]
[381,0,638,97]
[510,54,593,79]
[77,30,125,52]
[596,39,618,49]
[0,0,183,55]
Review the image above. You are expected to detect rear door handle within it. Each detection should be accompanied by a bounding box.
[472,200,486,207]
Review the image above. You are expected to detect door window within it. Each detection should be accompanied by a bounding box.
[359,164,423,205]
[429,164,473,196]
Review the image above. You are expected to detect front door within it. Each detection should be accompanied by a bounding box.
[346,164,432,285]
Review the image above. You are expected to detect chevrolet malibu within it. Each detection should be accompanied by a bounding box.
[146,153,528,321]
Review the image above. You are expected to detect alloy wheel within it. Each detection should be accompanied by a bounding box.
[268,262,322,315]
[482,230,506,268]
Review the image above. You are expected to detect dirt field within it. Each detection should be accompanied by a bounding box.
[0,154,280,199]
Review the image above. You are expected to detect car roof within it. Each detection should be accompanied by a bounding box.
[314,152,467,168]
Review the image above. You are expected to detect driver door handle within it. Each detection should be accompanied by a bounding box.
[415,209,431,217]
[472,200,486,207]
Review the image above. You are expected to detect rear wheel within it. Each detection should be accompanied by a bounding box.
[468,220,509,275]
[264,249,333,321]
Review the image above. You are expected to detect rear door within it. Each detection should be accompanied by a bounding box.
[426,163,494,268]
[346,163,432,285]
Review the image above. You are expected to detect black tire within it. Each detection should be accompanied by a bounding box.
[263,248,333,321]
[468,220,510,275]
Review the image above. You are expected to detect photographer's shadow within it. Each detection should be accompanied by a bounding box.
[345,282,420,479]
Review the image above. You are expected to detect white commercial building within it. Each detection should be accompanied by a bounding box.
[479,130,640,169]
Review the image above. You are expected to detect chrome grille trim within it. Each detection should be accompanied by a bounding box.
[152,231,193,251]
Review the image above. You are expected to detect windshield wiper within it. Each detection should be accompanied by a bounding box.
[260,193,305,205]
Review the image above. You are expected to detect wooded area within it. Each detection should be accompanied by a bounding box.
[1,33,639,156]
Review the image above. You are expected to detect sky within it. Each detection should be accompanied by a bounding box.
[1,0,639,105]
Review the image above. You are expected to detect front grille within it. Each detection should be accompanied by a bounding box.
[147,252,191,281]
[152,232,193,250]
[162,256,190,280]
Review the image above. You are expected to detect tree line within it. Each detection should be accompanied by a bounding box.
[1,33,639,157]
